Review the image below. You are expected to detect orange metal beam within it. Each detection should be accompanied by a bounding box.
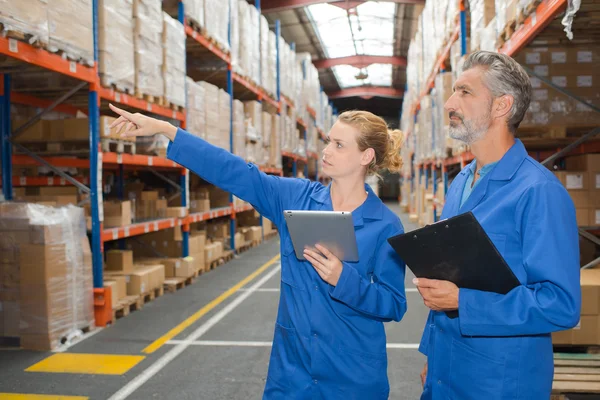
[297,117,308,129]
[97,86,185,122]
[102,152,183,169]
[11,92,87,116]
[12,155,90,168]
[307,106,317,119]
[0,37,96,83]
[103,217,183,242]
[328,86,404,99]
[13,176,89,186]
[499,0,567,56]
[185,25,230,64]
[313,55,407,69]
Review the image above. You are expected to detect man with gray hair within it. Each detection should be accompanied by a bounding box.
[413,50,581,399]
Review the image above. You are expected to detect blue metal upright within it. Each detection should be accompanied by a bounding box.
[460,1,467,56]
[432,166,437,222]
[117,163,125,250]
[1,74,12,201]
[90,0,103,288]
[443,166,449,195]
[228,1,236,253]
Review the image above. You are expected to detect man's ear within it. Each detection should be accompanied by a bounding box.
[361,148,375,167]
[494,94,514,119]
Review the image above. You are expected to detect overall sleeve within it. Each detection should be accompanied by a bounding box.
[328,223,407,322]
[458,181,581,336]
[167,128,312,227]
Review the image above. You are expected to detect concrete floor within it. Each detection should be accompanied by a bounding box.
[0,205,429,400]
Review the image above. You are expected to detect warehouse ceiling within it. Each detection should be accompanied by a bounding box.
[264,0,424,118]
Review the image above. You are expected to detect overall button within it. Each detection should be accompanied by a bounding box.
[314,380,318,384]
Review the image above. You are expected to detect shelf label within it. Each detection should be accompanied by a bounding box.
[551,76,567,88]
[153,221,159,231]
[577,76,592,88]
[144,224,149,233]
[117,154,123,164]
[525,52,540,65]
[172,111,177,119]
[578,51,592,63]
[596,210,600,225]
[60,177,66,186]
[170,219,175,228]
[124,226,130,237]
[112,229,118,240]
[147,103,152,111]
[70,61,77,73]
[192,31,197,39]
[148,157,153,166]
[566,174,584,190]
[19,177,26,185]
[48,177,54,186]
[8,39,17,53]
[115,92,121,102]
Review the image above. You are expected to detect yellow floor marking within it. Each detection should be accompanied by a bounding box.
[25,353,145,375]
[0,394,88,400]
[142,254,281,354]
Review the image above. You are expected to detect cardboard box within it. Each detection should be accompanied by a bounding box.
[39,187,79,197]
[62,118,90,141]
[163,257,195,278]
[141,191,159,201]
[190,199,210,213]
[189,232,206,255]
[166,207,188,218]
[555,171,589,190]
[29,224,63,245]
[105,250,134,273]
[234,232,245,250]
[104,201,132,227]
[569,191,592,209]
[576,208,590,226]
[104,280,119,308]
[104,274,127,304]
[12,118,48,142]
[566,154,600,172]
[19,245,68,285]
[135,264,165,290]
[125,268,151,295]
[581,269,600,315]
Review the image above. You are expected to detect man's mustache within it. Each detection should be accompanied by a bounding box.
[449,111,464,122]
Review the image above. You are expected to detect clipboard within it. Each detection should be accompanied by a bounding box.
[387,212,520,318]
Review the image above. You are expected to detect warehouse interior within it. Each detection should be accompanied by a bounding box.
[0,0,599,399]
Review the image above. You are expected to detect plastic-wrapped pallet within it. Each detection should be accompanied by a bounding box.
[230,0,240,71]
[296,138,307,158]
[182,0,204,30]
[186,77,206,139]
[244,101,262,142]
[205,0,230,53]
[0,0,49,45]
[416,96,433,163]
[432,72,453,160]
[262,112,272,148]
[247,5,261,85]
[470,0,496,51]
[480,17,499,52]
[133,0,164,98]
[98,0,135,93]
[0,203,94,351]
[202,82,221,147]
[48,0,94,66]
[260,15,270,91]
[162,13,186,108]
[307,125,318,154]
[281,115,293,153]
[237,0,251,77]
[233,100,246,160]
[218,89,231,151]
[270,114,282,168]
[267,30,277,97]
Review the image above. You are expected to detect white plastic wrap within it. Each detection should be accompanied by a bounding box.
[267,30,277,96]
[205,0,230,52]
[496,0,507,34]
[562,0,581,40]
[134,0,164,98]
[202,81,221,146]
[183,0,204,29]
[0,203,94,350]
[98,0,135,93]
[248,5,261,84]
[0,0,49,45]
[233,100,246,160]
[162,13,186,107]
[471,0,496,51]
[480,17,498,52]
[244,101,263,142]
[48,0,94,65]
[270,114,282,168]
[237,0,251,77]
[219,89,231,151]
[262,112,272,148]
[230,0,240,70]
[260,15,269,90]
[186,77,206,139]
[307,125,318,154]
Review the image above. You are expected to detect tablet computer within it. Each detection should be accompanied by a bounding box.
[283,210,359,262]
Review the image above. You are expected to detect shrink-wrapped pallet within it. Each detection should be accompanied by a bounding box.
[0,0,49,45]
[48,0,94,65]
[186,77,206,139]
[133,0,164,98]
[162,13,186,108]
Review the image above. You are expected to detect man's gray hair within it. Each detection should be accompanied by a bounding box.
[463,51,532,134]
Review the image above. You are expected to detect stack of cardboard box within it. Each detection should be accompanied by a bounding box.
[0,203,94,351]
[554,154,600,227]
[186,78,207,139]
[553,268,600,346]
[98,0,135,93]
[202,82,221,148]
[47,0,94,65]
[104,200,133,228]
[162,13,186,108]
[233,100,247,160]
[0,0,49,45]
[105,250,165,296]
[470,0,495,51]
[133,0,164,98]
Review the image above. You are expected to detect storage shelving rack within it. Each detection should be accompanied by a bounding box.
[403,0,599,268]
[0,0,330,325]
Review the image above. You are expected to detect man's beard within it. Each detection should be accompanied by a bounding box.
[448,109,491,145]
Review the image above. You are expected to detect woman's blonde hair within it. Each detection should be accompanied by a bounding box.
[337,110,404,177]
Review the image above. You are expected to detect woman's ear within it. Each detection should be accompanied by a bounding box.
[361,148,375,167]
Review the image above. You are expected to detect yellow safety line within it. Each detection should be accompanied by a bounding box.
[142,254,281,354]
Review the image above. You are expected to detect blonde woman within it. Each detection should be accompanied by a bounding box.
[109,104,408,399]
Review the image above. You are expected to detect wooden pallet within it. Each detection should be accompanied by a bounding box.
[139,286,164,305]
[501,19,517,42]
[99,76,135,96]
[207,250,235,270]
[163,272,198,293]
[236,240,259,253]
[552,352,600,396]
[135,92,159,104]
[157,97,185,112]
[101,138,136,154]
[518,125,598,140]
[0,23,47,48]
[517,0,542,25]
[186,18,207,37]
[112,295,143,320]
[45,44,94,67]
